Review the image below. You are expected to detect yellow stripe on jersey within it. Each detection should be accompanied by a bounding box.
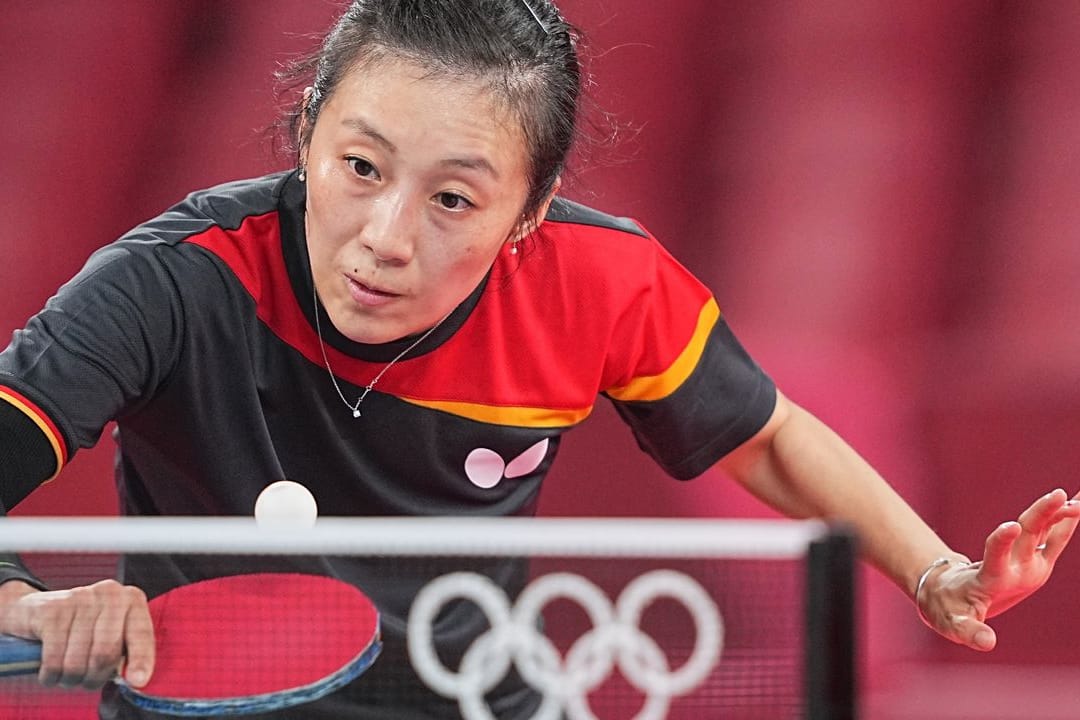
[605,298,721,403]
[400,397,592,428]
[0,389,65,481]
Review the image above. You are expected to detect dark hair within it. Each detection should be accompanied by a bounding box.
[278,0,581,230]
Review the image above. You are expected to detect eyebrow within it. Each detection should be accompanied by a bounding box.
[341,117,398,153]
[341,116,500,180]
[440,156,500,180]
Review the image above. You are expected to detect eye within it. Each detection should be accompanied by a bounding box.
[346,156,380,180]
[435,192,473,212]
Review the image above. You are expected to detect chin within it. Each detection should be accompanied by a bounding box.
[331,299,444,345]
[323,298,388,339]
[339,325,402,345]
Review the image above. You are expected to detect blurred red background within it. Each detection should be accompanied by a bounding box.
[2,2,1079,717]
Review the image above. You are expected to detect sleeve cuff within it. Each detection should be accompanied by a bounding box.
[0,559,48,591]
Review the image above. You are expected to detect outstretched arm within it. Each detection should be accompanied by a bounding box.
[719,390,1079,651]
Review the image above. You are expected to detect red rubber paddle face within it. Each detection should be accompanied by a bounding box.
[136,573,379,702]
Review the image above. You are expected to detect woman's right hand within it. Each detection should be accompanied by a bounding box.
[0,579,155,689]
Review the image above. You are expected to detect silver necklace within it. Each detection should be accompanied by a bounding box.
[312,283,448,418]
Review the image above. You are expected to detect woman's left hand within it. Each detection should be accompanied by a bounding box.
[917,488,1080,651]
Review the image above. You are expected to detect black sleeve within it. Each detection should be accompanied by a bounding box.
[0,548,47,591]
[596,233,777,481]
[609,317,776,480]
[0,393,59,511]
[0,242,185,459]
[0,401,52,589]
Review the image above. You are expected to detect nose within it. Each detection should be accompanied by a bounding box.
[359,192,417,265]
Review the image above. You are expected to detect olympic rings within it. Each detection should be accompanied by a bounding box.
[407,570,723,720]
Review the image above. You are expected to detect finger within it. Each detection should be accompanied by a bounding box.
[1017,488,1068,529]
[981,521,1022,578]
[1040,499,1080,550]
[950,613,997,652]
[59,597,99,688]
[121,589,155,688]
[83,597,128,689]
[1047,501,1080,525]
[1015,489,1068,557]
[1041,508,1080,564]
[36,604,76,688]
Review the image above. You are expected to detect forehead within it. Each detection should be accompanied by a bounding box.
[317,55,528,172]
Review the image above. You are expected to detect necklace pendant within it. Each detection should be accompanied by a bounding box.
[352,408,362,418]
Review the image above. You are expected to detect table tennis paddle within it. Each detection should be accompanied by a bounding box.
[0,572,381,716]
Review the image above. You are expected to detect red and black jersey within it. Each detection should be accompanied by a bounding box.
[0,171,775,717]
[1,171,774,518]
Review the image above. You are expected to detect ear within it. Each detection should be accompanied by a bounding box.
[536,175,562,222]
[297,87,316,165]
[514,176,562,241]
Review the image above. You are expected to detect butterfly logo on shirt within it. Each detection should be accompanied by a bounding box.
[464,439,550,489]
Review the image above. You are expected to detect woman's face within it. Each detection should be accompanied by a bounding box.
[302,55,538,344]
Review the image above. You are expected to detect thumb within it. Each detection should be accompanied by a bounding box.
[951,615,997,652]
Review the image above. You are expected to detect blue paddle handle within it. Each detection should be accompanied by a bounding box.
[0,634,41,677]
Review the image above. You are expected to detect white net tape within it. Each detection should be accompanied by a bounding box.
[0,517,826,557]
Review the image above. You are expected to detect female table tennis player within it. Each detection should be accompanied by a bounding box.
[0,0,1077,717]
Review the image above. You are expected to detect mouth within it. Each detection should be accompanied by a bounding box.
[345,275,401,308]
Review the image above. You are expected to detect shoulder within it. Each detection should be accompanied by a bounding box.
[39,173,290,325]
[98,172,292,292]
[170,172,288,231]
[496,195,713,339]
[543,197,649,240]
[114,172,288,252]
[530,197,701,295]
[64,173,290,274]
[533,197,663,276]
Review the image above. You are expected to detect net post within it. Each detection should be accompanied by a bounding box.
[805,525,858,720]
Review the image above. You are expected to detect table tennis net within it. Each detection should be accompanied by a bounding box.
[0,517,855,719]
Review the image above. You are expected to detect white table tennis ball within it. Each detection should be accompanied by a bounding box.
[254,480,318,529]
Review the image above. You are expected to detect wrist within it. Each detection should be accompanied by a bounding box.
[0,579,39,610]
[905,550,971,597]
[0,580,40,636]
[914,555,971,629]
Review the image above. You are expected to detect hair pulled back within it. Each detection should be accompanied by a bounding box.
[281,0,581,223]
